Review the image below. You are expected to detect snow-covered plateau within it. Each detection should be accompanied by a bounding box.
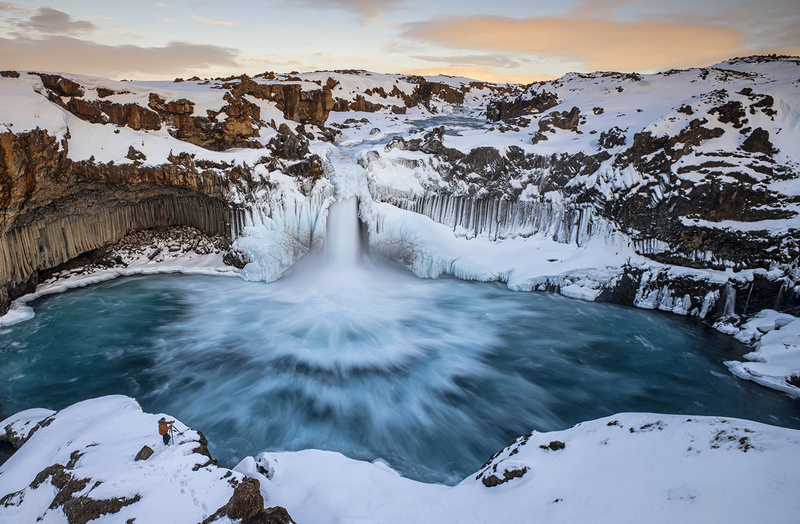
[1,57,800,522]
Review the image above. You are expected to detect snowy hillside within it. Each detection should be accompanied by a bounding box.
[2,396,799,523]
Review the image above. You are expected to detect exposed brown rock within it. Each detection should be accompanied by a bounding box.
[134,446,154,461]
[95,87,116,98]
[487,90,559,122]
[0,70,20,78]
[21,461,142,524]
[598,126,626,148]
[35,73,85,98]
[65,98,162,131]
[741,127,776,155]
[148,92,262,151]
[64,494,141,524]
[482,466,528,487]
[203,477,296,524]
[126,146,146,162]
[710,100,748,128]
[616,119,724,171]
[540,106,581,131]
[228,77,334,127]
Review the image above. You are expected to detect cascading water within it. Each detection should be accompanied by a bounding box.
[325,196,360,267]
[723,283,737,319]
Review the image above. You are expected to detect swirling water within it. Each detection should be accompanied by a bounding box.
[1,264,798,485]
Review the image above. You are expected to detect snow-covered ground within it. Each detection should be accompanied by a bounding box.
[0,396,249,523]
[725,310,800,396]
[2,396,799,523]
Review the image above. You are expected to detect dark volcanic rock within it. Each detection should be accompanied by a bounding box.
[65,97,162,131]
[134,446,154,461]
[598,126,626,148]
[482,467,528,487]
[202,477,295,524]
[36,73,85,98]
[741,127,776,154]
[710,100,747,128]
[487,90,559,122]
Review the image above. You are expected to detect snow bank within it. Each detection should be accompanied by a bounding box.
[251,413,800,524]
[725,310,800,397]
[3,398,798,523]
[0,396,249,523]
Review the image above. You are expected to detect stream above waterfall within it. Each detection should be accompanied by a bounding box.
[1,267,798,485]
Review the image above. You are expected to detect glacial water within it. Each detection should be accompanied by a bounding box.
[1,266,799,485]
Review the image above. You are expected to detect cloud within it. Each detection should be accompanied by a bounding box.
[697,0,800,52]
[12,7,96,36]
[299,0,405,21]
[0,36,239,78]
[412,54,525,69]
[568,0,632,17]
[403,15,746,72]
[0,2,32,14]
[191,14,235,27]
[86,15,121,23]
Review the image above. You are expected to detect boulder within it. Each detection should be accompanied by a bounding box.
[134,446,154,461]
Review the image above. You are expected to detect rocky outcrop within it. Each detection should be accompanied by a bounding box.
[148,92,263,150]
[0,397,299,524]
[376,105,798,283]
[63,97,161,131]
[742,127,776,154]
[202,477,295,524]
[486,90,559,122]
[598,126,626,148]
[20,462,142,524]
[332,77,475,114]
[35,73,84,98]
[226,76,334,127]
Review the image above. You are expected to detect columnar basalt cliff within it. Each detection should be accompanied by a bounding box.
[0,127,241,313]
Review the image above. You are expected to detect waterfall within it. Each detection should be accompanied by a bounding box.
[722,283,737,319]
[325,196,360,267]
[742,281,755,316]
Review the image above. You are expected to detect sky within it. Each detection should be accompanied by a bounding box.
[0,0,798,83]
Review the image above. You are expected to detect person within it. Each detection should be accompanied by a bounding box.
[158,417,174,445]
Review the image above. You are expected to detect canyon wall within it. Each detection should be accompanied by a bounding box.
[0,128,239,314]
